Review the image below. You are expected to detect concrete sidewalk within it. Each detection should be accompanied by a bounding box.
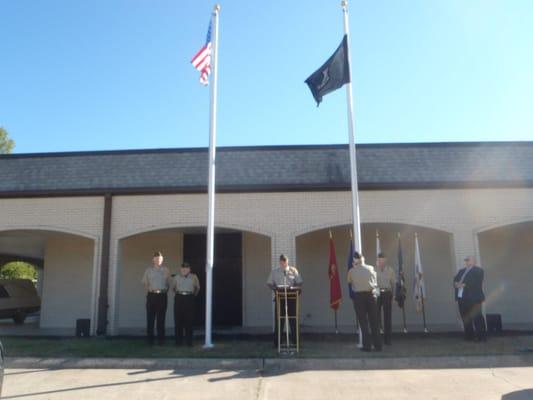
[6,354,533,371]
[4,366,533,400]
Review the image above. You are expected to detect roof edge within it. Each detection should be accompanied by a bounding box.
[1,141,532,159]
[0,180,531,198]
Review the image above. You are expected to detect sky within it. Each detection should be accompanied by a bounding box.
[1,0,532,154]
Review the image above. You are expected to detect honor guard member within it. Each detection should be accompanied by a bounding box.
[347,252,382,352]
[142,251,170,345]
[267,254,303,347]
[376,252,396,345]
[171,262,200,347]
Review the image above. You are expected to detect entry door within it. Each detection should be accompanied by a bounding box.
[183,233,243,327]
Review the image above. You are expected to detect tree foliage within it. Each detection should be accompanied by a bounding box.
[0,262,37,280]
[0,127,15,154]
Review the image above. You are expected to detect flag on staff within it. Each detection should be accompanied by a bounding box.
[347,234,356,299]
[305,35,350,106]
[191,20,213,85]
[376,230,381,264]
[395,235,407,308]
[328,232,342,310]
[413,233,426,313]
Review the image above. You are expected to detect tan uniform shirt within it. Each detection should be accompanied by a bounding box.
[267,266,303,287]
[347,264,378,293]
[171,274,200,294]
[142,266,170,292]
[376,265,396,290]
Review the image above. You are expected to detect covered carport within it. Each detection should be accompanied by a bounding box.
[0,229,98,336]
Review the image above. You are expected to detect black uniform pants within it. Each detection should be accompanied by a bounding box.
[377,290,393,344]
[146,292,167,344]
[174,294,195,346]
[353,292,382,351]
[274,296,297,346]
[458,300,487,341]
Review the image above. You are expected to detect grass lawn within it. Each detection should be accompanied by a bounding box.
[2,333,533,359]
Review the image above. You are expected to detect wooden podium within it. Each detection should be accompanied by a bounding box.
[274,286,301,353]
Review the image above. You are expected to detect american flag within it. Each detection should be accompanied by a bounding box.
[191,21,212,86]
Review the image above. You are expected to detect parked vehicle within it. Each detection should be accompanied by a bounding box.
[0,279,41,324]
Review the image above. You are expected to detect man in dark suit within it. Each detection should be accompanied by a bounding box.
[453,256,487,342]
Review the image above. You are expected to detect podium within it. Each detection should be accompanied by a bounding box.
[274,286,301,353]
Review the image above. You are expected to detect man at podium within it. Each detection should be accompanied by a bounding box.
[267,254,303,347]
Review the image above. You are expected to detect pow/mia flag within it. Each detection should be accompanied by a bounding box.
[305,35,350,106]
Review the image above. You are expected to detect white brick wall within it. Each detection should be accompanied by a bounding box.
[1,188,532,333]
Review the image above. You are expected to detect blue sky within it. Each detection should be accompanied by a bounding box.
[1,0,532,153]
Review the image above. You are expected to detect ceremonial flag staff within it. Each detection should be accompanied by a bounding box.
[396,233,408,333]
[190,4,220,348]
[414,232,429,333]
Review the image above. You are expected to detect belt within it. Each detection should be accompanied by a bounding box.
[148,290,167,294]
[380,289,392,292]
[176,291,194,296]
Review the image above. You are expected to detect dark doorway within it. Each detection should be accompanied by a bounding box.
[183,232,243,327]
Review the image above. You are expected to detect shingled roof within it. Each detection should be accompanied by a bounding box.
[1,142,532,196]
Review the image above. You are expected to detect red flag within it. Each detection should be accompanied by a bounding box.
[328,233,342,310]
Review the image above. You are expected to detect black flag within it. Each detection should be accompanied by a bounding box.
[305,35,350,106]
[395,236,407,308]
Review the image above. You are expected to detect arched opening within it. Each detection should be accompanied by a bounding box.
[0,229,96,335]
[295,223,455,332]
[478,221,533,329]
[116,226,272,334]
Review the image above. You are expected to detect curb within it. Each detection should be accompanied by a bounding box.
[6,354,533,371]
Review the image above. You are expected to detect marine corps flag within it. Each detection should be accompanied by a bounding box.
[305,35,350,106]
[328,232,342,310]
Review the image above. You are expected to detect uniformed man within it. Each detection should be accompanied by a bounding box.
[171,262,200,347]
[141,251,170,345]
[376,252,396,345]
[347,252,382,352]
[267,254,303,347]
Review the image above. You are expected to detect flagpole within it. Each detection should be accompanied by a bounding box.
[341,0,362,254]
[204,4,220,349]
[421,296,428,333]
[415,232,428,334]
[398,233,408,334]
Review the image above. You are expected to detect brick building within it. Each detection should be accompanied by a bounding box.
[0,141,532,335]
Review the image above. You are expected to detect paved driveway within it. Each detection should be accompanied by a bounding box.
[3,367,533,399]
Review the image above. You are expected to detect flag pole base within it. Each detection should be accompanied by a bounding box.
[403,328,408,334]
[424,328,429,334]
[202,343,215,349]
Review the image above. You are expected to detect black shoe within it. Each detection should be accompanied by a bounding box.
[360,347,372,352]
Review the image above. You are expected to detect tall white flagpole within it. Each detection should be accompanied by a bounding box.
[341,0,362,253]
[204,4,220,349]
[341,0,363,348]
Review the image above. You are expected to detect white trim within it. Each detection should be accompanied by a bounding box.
[117,223,274,242]
[292,220,454,239]
[0,225,98,241]
[475,218,533,235]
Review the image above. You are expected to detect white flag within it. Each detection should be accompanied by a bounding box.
[376,231,381,265]
[414,234,426,313]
